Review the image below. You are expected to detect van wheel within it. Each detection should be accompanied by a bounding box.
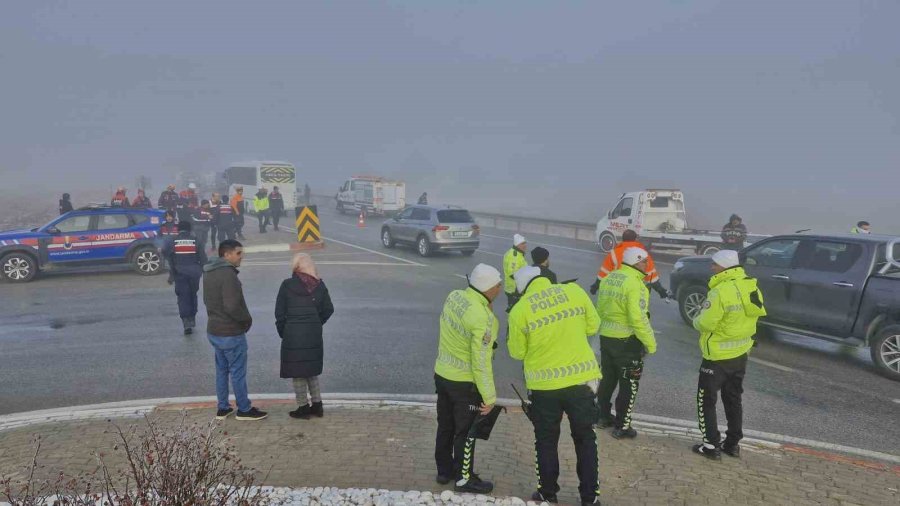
[1,252,37,283]
[132,246,162,276]
[698,244,721,256]
[417,236,432,257]
[677,285,708,326]
[871,324,900,381]
[599,232,616,253]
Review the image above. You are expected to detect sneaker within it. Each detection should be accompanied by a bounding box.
[692,443,722,461]
[215,407,234,420]
[436,475,452,485]
[611,427,637,440]
[722,444,741,458]
[235,407,268,421]
[455,476,493,494]
[184,327,193,336]
[531,491,558,503]
[594,415,614,429]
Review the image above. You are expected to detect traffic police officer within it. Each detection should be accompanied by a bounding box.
[433,264,502,495]
[692,250,766,460]
[502,234,528,311]
[508,266,602,506]
[163,221,207,335]
[594,247,657,439]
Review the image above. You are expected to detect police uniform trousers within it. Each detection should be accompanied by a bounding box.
[174,264,202,319]
[193,225,209,254]
[530,384,599,504]
[434,374,482,482]
[217,223,235,242]
[209,223,219,249]
[697,353,747,448]
[597,335,644,429]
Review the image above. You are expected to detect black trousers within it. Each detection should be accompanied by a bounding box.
[174,271,201,319]
[271,208,282,230]
[530,384,599,503]
[194,225,209,253]
[217,225,235,242]
[434,374,482,482]
[505,292,520,313]
[597,336,644,429]
[257,211,270,232]
[209,224,218,249]
[235,215,245,237]
[697,354,747,447]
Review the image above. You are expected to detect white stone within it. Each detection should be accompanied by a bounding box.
[441,491,455,502]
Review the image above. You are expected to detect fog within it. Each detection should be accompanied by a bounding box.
[1,1,898,235]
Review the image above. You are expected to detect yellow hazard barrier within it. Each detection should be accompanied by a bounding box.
[292,205,324,250]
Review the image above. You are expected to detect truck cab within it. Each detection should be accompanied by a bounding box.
[596,190,687,250]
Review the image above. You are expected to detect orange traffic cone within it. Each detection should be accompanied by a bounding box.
[358,209,366,228]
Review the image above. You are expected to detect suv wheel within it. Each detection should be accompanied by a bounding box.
[599,232,616,253]
[132,246,162,276]
[871,324,900,381]
[677,285,708,325]
[381,228,395,248]
[417,235,432,257]
[1,252,37,283]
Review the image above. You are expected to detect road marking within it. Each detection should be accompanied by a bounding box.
[453,274,468,279]
[893,399,900,405]
[749,357,797,373]
[334,221,357,227]
[322,236,426,266]
[475,249,503,257]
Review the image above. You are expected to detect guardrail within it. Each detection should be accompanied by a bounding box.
[469,211,598,243]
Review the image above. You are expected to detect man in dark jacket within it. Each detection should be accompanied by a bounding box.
[276,253,334,419]
[163,221,206,335]
[203,239,267,421]
[721,214,748,251]
[59,193,73,215]
[191,200,213,253]
[269,186,285,231]
[158,184,180,216]
[531,246,557,284]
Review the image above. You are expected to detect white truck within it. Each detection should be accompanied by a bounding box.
[595,189,755,255]
[336,176,406,216]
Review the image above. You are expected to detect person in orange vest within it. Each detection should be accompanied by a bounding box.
[590,229,670,300]
[231,186,247,240]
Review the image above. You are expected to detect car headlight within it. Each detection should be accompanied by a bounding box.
[673,261,685,272]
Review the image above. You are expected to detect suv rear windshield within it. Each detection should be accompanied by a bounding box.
[437,210,474,223]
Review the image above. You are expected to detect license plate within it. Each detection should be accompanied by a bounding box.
[451,231,469,238]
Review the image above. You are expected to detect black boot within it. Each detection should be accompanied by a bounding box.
[309,401,323,417]
[289,402,323,419]
[722,443,741,458]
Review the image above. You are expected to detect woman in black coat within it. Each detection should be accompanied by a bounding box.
[276,253,334,419]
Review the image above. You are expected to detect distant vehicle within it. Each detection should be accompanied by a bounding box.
[670,233,900,380]
[224,161,298,216]
[336,176,406,216]
[0,205,167,283]
[381,205,480,257]
[595,189,764,255]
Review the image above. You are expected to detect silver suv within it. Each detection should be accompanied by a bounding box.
[381,205,480,257]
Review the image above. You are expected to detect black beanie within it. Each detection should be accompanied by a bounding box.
[531,247,549,265]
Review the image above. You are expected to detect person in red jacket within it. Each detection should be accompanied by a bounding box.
[177,183,200,223]
[111,187,130,208]
[590,229,669,299]
[131,189,152,209]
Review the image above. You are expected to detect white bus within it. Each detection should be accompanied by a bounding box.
[223,161,299,215]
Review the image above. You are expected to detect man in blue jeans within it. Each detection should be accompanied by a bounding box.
[202,239,268,421]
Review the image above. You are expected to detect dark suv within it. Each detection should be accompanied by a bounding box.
[670,234,900,380]
[0,206,166,283]
[381,205,480,257]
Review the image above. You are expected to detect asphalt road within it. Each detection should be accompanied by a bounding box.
[1,202,898,455]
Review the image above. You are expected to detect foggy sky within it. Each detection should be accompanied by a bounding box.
[1,1,898,234]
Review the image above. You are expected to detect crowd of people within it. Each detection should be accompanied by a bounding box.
[433,230,767,505]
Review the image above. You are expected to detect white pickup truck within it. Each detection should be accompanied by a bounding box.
[336,176,406,216]
[595,189,758,254]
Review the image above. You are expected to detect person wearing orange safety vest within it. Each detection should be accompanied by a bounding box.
[590,229,669,300]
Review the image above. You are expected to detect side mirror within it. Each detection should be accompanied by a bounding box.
[47,227,61,234]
